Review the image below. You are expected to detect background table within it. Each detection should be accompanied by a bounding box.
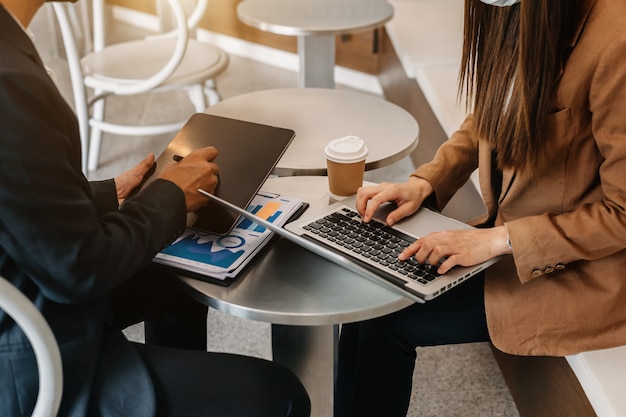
[179,176,414,417]
[237,0,394,88]
[204,88,419,176]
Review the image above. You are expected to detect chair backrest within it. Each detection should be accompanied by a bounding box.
[186,0,209,33]
[155,0,208,36]
[51,0,201,96]
[0,275,63,417]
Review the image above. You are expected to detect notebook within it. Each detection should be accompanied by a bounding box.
[135,113,295,234]
[198,190,501,303]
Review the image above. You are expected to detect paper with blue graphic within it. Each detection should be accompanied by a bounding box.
[153,193,303,280]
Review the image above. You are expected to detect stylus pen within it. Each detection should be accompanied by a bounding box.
[197,189,424,304]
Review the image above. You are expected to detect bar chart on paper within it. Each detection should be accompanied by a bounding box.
[238,201,283,233]
[153,194,304,283]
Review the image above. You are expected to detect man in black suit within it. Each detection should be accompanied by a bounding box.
[0,1,310,416]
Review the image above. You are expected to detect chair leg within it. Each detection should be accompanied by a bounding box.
[88,97,106,172]
[50,2,90,172]
[187,84,208,112]
[45,4,61,57]
[68,66,89,173]
[75,98,90,174]
[204,79,221,107]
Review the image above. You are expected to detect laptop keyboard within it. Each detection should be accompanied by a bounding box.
[302,207,442,286]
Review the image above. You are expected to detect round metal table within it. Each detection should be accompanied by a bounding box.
[179,176,414,417]
[237,0,394,88]
[204,88,419,176]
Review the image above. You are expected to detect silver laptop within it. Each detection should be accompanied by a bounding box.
[198,190,500,304]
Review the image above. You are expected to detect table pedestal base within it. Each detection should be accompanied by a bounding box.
[272,324,339,417]
[298,35,336,88]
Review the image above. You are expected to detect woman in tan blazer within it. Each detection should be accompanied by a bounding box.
[335,0,626,416]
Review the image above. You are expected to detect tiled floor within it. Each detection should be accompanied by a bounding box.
[31,6,519,417]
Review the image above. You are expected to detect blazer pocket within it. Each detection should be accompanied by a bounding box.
[540,108,574,163]
[546,107,572,125]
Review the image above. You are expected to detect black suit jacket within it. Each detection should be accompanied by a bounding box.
[0,7,186,416]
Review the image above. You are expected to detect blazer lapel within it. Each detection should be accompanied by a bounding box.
[0,6,46,69]
[478,140,516,218]
[500,166,516,203]
[478,141,500,222]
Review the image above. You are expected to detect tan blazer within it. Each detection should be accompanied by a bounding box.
[413,0,626,356]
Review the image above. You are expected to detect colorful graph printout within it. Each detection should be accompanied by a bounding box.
[153,193,303,281]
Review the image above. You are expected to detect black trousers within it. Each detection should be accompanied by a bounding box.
[109,264,311,417]
[109,264,209,350]
[334,273,490,417]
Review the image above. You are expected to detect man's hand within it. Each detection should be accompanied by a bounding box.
[158,146,220,212]
[114,153,155,204]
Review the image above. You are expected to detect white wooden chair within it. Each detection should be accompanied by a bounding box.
[0,275,63,417]
[51,0,229,172]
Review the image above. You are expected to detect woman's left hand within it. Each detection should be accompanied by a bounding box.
[114,153,155,204]
[399,225,512,274]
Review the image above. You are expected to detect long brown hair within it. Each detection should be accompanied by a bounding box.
[460,0,586,171]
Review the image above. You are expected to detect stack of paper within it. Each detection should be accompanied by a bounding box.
[153,192,305,283]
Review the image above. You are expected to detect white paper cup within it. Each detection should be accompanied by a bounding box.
[324,136,368,197]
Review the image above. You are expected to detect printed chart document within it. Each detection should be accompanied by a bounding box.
[153,193,306,285]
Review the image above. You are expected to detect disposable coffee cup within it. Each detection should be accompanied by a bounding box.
[324,135,368,197]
